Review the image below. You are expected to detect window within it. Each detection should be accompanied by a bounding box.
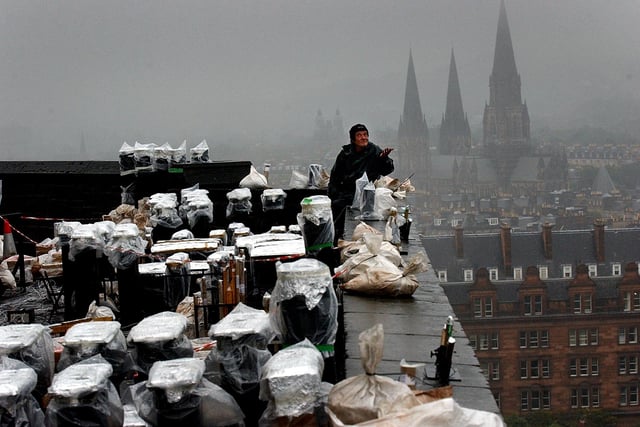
[521,389,551,411]
[524,295,543,315]
[573,293,593,314]
[463,269,473,282]
[613,263,622,276]
[619,385,638,406]
[538,266,549,279]
[569,328,598,346]
[489,268,498,281]
[619,356,639,375]
[473,296,494,318]
[488,217,499,226]
[623,291,640,312]
[451,218,461,227]
[620,327,639,345]
[472,332,499,351]
[434,218,443,226]
[563,265,573,278]
[572,387,600,408]
[437,270,447,282]
[521,359,551,379]
[481,360,500,381]
[569,357,598,377]
[588,264,597,277]
[521,330,549,348]
[513,267,523,280]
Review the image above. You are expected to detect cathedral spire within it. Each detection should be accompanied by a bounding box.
[492,0,519,84]
[397,49,430,191]
[439,48,471,155]
[483,0,530,189]
[402,49,424,125]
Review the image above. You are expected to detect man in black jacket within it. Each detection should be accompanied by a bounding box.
[328,123,394,243]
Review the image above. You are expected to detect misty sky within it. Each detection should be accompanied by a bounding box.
[1,0,639,160]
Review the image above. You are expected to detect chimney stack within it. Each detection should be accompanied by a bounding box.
[542,222,553,260]
[500,222,512,275]
[594,220,605,263]
[454,225,464,258]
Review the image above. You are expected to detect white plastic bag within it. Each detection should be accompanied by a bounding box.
[239,165,269,189]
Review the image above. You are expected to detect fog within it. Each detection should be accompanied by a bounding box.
[1,0,639,161]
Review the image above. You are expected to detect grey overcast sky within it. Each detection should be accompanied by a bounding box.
[1,0,639,160]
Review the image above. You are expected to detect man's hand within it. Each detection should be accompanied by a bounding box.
[380,147,394,158]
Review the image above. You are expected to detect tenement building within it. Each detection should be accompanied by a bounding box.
[423,224,640,424]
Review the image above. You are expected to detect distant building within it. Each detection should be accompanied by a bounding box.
[397,50,430,193]
[423,225,640,422]
[439,49,472,156]
[426,0,566,201]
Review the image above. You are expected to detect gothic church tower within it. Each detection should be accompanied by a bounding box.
[397,50,430,190]
[483,0,530,188]
[439,49,472,156]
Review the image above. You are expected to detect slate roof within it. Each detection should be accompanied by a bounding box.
[423,227,640,281]
[443,276,620,306]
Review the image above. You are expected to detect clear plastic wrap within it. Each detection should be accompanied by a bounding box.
[226,188,252,218]
[327,324,420,425]
[170,141,188,167]
[206,303,275,395]
[148,193,183,229]
[297,195,334,255]
[125,358,245,426]
[68,223,102,261]
[0,357,45,427]
[183,193,214,229]
[104,223,147,270]
[119,142,136,176]
[190,140,210,163]
[259,339,324,419]
[134,142,156,173]
[260,189,287,211]
[127,312,194,374]
[45,355,123,427]
[0,324,55,402]
[57,321,131,379]
[153,142,172,172]
[269,259,338,351]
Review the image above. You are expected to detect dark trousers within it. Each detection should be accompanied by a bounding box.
[331,197,350,245]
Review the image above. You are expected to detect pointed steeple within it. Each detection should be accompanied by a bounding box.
[397,49,430,190]
[439,48,471,155]
[401,50,425,128]
[492,0,519,83]
[483,0,530,189]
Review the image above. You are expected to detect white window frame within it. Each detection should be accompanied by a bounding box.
[539,266,549,279]
[513,267,523,281]
[434,218,443,226]
[489,268,499,281]
[588,264,598,277]
[563,265,573,278]
[613,263,622,276]
[488,217,499,226]
[437,270,447,282]
[463,269,473,282]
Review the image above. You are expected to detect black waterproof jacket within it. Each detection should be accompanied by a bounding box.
[328,141,394,203]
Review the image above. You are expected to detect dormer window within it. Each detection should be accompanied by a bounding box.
[488,218,499,226]
[489,268,499,281]
[538,266,549,279]
[437,270,447,282]
[563,265,573,278]
[513,267,523,281]
[588,264,597,277]
[464,269,474,282]
[612,263,622,276]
